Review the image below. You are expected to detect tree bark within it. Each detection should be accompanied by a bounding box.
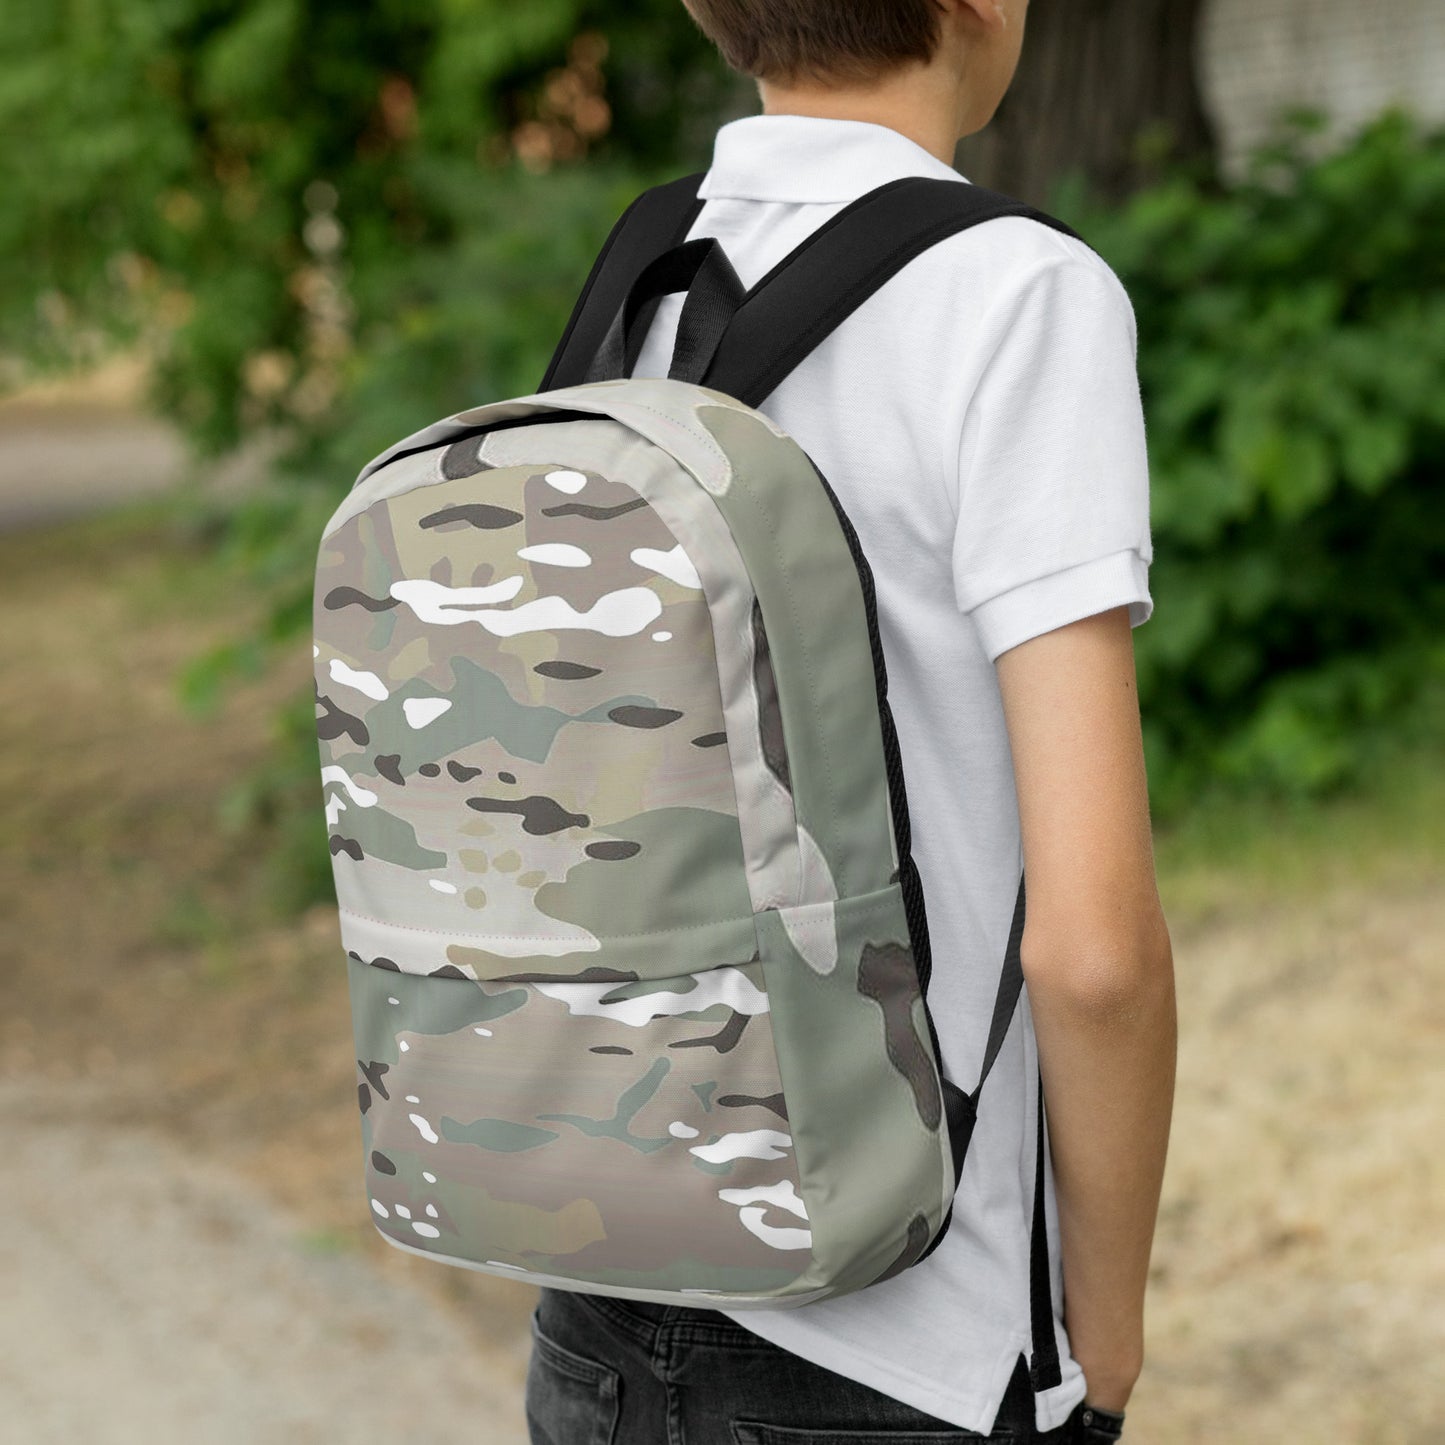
[955,0,1218,205]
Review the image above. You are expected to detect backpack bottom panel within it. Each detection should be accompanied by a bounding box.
[372,1231,835,1311]
[347,954,814,1301]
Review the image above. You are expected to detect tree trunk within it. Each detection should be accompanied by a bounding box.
[955,0,1217,205]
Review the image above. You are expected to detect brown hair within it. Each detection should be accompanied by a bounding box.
[682,0,942,85]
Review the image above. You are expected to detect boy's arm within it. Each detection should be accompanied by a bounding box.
[995,603,1177,1414]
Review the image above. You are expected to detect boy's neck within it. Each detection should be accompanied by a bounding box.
[756,70,968,166]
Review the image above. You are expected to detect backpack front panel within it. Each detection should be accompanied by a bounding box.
[316,387,955,1306]
[474,414,805,918]
[315,417,818,1302]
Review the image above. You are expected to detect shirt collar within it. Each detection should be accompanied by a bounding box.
[697,114,969,203]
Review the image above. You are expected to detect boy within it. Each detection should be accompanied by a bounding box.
[526,2,1177,1441]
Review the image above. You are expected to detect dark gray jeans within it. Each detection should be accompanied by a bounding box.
[525,1286,1124,1444]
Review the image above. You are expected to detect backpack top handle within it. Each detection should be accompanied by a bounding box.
[541,172,705,392]
[582,236,746,386]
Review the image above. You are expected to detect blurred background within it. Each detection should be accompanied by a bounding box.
[1,2,1441,1441]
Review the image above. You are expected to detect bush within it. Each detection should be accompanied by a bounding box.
[1059,110,1445,816]
[0,1,736,439]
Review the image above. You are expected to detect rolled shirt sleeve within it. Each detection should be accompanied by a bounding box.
[951,252,1155,664]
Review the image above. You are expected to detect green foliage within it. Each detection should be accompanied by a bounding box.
[1058,110,1445,816]
[0,0,738,440]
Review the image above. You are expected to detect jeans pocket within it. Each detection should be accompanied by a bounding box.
[524,1317,622,1445]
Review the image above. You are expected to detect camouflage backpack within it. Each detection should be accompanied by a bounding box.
[312,172,1073,1355]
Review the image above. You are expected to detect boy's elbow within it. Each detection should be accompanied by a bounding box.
[1020,911,1175,1023]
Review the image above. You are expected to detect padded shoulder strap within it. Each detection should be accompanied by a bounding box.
[541,172,706,391]
[702,176,1083,410]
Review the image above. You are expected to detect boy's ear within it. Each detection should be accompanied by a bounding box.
[945,0,1010,30]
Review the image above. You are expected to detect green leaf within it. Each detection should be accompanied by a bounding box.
[1256,426,1334,521]
[1337,411,1411,494]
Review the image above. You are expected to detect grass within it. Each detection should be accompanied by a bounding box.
[1153,730,1445,933]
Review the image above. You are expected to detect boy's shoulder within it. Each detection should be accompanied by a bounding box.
[940,181,1129,294]
[896,181,1137,342]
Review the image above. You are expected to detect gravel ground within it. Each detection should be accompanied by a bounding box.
[1,1077,531,1445]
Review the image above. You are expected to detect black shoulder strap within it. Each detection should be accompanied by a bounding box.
[983,871,1061,1389]
[1030,1075,1063,1390]
[920,866,1059,1390]
[541,172,706,391]
[976,869,1028,1100]
[702,176,1083,410]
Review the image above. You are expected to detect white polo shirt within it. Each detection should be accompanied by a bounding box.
[633,114,1154,1436]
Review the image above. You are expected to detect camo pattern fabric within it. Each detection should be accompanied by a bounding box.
[351,957,815,1300]
[314,432,756,979]
[314,379,953,1306]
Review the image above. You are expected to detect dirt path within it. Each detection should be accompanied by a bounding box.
[0,360,273,532]
[1133,876,1445,1445]
[1,1081,530,1445]
[0,407,185,531]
